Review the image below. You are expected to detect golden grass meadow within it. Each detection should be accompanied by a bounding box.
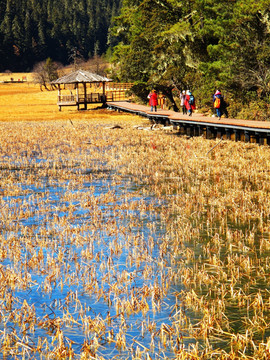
[0,76,270,359]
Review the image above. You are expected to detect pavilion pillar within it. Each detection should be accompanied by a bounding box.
[58,84,61,111]
[102,81,106,107]
[83,83,87,110]
[76,84,79,110]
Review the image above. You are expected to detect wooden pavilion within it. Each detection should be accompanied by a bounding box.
[52,70,112,111]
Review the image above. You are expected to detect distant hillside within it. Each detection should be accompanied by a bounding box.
[0,0,121,71]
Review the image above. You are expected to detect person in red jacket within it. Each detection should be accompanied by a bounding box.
[185,90,196,116]
[148,90,158,112]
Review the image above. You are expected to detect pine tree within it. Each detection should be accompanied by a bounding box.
[0,0,122,70]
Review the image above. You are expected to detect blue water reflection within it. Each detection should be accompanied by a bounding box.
[0,170,185,359]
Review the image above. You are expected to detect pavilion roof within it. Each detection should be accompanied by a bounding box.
[52,70,111,84]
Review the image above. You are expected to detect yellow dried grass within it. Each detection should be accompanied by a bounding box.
[0,78,270,359]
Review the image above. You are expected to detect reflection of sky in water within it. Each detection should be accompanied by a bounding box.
[0,172,188,359]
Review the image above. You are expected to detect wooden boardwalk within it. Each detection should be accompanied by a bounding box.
[108,101,270,144]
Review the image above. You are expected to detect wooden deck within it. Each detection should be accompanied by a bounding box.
[107,101,270,144]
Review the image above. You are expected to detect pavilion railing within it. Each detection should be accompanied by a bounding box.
[58,91,129,104]
[57,95,76,103]
[58,93,104,103]
[78,93,104,103]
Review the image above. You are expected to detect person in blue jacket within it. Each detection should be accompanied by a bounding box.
[213,90,222,120]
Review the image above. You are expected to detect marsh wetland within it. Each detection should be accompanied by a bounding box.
[0,82,270,359]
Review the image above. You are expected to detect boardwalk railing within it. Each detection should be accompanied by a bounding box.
[106,83,133,91]
[106,90,129,102]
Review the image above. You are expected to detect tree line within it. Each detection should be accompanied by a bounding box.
[110,0,270,119]
[0,0,121,71]
[1,0,270,119]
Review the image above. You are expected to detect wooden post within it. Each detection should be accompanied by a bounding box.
[225,128,231,140]
[58,84,61,111]
[244,131,250,143]
[198,125,203,136]
[233,130,239,141]
[206,126,212,139]
[76,84,79,110]
[83,83,87,110]
[217,129,222,139]
[102,81,106,107]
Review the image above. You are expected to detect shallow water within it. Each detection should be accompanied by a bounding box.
[0,160,185,359]
[2,119,270,358]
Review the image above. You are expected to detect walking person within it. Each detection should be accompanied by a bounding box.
[148,90,158,112]
[180,90,187,115]
[213,90,228,120]
[185,90,196,116]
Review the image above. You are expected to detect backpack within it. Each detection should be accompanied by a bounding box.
[214,97,221,108]
[189,95,194,105]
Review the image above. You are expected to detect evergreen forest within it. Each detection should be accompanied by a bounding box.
[111,0,270,119]
[1,0,270,118]
[0,0,121,71]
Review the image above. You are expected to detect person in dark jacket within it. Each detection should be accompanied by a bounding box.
[185,90,196,116]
